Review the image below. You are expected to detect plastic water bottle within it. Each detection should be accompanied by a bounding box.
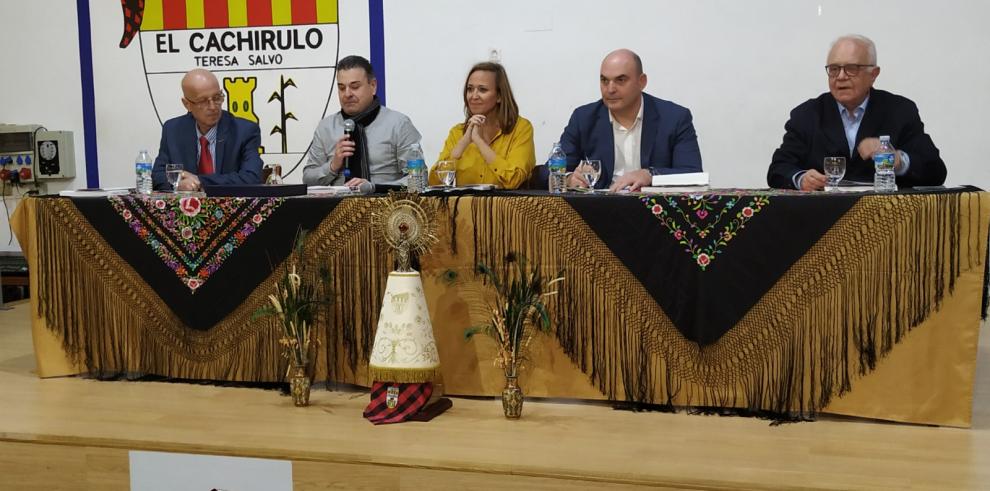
[406,143,426,193]
[135,150,153,195]
[873,135,897,193]
[547,142,567,194]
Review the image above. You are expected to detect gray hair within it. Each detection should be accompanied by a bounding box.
[830,34,878,65]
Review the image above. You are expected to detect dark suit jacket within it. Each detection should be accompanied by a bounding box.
[767,89,945,189]
[558,92,702,189]
[151,111,264,190]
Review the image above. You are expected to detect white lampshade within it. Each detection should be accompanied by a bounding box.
[368,271,441,383]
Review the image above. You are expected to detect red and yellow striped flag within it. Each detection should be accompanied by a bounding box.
[141,0,337,31]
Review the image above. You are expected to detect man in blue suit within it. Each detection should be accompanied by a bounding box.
[562,49,702,192]
[151,68,263,191]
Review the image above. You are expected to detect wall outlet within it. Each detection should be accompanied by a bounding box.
[0,182,10,196]
[0,174,45,197]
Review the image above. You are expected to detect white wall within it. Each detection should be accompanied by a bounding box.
[0,0,86,252]
[387,0,990,189]
[2,0,990,252]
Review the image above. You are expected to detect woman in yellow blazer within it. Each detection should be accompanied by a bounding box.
[429,62,535,189]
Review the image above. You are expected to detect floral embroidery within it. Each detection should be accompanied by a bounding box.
[111,195,283,292]
[179,196,202,217]
[641,192,770,271]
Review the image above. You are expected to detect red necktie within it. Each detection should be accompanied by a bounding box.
[198,136,214,175]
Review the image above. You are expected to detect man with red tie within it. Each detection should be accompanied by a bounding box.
[151,68,263,191]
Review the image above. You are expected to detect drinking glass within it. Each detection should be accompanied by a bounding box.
[435,160,457,188]
[165,163,183,192]
[823,157,846,192]
[577,159,602,191]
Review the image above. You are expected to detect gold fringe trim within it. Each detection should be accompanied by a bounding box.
[368,366,442,384]
[29,191,989,414]
[304,197,392,384]
[469,192,989,416]
[31,197,389,382]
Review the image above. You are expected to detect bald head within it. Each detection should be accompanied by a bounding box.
[181,68,220,99]
[599,49,647,121]
[180,68,223,133]
[602,49,644,75]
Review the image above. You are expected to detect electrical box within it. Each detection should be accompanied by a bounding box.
[36,130,75,179]
[0,124,76,185]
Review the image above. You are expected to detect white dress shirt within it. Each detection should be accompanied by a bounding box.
[608,96,644,180]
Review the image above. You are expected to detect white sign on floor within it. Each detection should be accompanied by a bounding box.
[129,450,292,491]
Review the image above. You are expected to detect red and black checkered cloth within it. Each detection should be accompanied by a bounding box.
[363,382,433,425]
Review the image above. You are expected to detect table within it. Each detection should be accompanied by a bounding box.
[12,188,988,426]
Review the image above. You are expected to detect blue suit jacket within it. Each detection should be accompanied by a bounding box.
[151,111,264,190]
[557,92,703,189]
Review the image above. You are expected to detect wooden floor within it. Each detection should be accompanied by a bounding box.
[1,300,989,490]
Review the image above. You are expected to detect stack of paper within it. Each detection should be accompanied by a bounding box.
[650,172,710,186]
[307,185,354,195]
[59,187,131,197]
[833,180,875,192]
[641,172,710,194]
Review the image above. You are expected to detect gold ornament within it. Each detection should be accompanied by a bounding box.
[371,192,439,271]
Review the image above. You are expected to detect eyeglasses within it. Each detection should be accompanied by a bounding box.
[825,64,875,78]
[186,93,226,108]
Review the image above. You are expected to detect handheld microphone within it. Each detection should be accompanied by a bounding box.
[356,180,375,194]
[342,119,355,171]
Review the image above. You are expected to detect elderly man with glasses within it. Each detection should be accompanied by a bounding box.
[768,35,945,191]
[152,68,263,191]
